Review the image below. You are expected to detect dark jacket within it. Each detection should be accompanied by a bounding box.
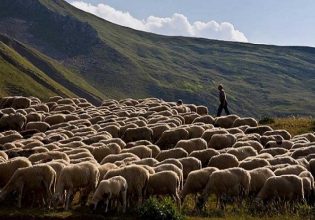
[219,89,227,104]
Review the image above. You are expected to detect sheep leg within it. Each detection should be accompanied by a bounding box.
[17,184,24,208]
[43,180,53,209]
[105,198,109,213]
[175,194,181,211]
[65,189,73,210]
[122,190,127,213]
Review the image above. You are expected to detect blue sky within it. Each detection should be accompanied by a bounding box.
[67,0,315,47]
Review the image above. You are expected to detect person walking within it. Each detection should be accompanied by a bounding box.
[217,84,230,116]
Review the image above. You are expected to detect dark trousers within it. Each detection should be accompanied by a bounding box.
[217,102,230,117]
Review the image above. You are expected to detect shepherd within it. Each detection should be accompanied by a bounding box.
[217,84,230,116]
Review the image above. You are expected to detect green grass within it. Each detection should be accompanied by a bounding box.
[1,0,315,116]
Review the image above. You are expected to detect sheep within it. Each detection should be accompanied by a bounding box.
[101,153,140,165]
[299,171,314,201]
[154,159,183,170]
[264,130,291,140]
[90,145,121,163]
[267,156,299,166]
[294,133,315,142]
[121,145,152,159]
[184,125,205,138]
[154,164,184,190]
[44,114,66,126]
[260,148,288,157]
[265,140,294,150]
[174,138,207,154]
[132,158,159,167]
[125,140,152,148]
[26,113,43,123]
[208,153,239,170]
[156,148,188,161]
[214,115,240,128]
[64,114,80,122]
[68,152,94,160]
[189,148,220,168]
[83,134,112,145]
[0,157,32,187]
[102,138,126,149]
[185,104,197,113]
[91,176,128,213]
[0,133,23,145]
[232,141,263,153]
[54,162,100,210]
[33,104,49,113]
[11,97,31,109]
[180,167,218,203]
[104,165,150,207]
[227,128,245,135]
[182,113,199,124]
[197,167,251,209]
[26,122,50,132]
[179,157,202,180]
[201,128,228,143]
[208,133,236,150]
[260,135,284,147]
[146,145,161,158]
[291,146,315,159]
[256,175,304,202]
[239,158,271,170]
[249,168,275,196]
[233,117,258,127]
[98,125,120,138]
[227,146,258,161]
[193,115,215,124]
[196,106,208,115]
[145,171,180,207]
[0,164,56,208]
[274,165,307,176]
[0,151,8,161]
[28,152,70,164]
[44,160,67,182]
[149,124,171,143]
[155,128,190,149]
[121,127,153,143]
[245,125,273,135]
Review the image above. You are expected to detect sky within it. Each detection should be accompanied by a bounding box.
[67,0,315,47]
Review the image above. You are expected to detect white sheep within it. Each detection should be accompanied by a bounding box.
[256,175,304,202]
[0,164,56,208]
[54,162,100,210]
[91,176,127,213]
[197,167,250,209]
[145,171,181,207]
[180,167,218,204]
[104,165,150,207]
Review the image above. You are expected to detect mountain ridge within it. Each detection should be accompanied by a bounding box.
[0,0,314,117]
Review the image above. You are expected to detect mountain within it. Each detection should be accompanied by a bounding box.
[0,0,314,117]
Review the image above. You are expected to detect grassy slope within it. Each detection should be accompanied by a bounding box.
[265,117,315,136]
[0,0,315,116]
[0,41,75,99]
[40,0,315,117]
[0,34,105,103]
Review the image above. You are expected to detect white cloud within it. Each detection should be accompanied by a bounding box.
[70,1,248,42]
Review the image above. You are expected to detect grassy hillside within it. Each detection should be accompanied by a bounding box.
[0,0,314,116]
[0,34,104,104]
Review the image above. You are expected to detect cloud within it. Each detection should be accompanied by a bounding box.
[70,1,248,42]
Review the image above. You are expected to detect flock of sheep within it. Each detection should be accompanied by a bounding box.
[0,96,314,214]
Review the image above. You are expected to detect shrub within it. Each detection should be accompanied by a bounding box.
[259,117,275,125]
[138,197,184,220]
